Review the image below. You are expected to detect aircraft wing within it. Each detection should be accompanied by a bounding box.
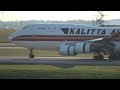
[87,32,120,45]
[86,32,120,54]
[65,32,120,45]
[64,32,120,54]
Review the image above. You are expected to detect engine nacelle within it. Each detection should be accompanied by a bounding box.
[59,42,92,56]
[59,43,77,56]
[75,43,91,53]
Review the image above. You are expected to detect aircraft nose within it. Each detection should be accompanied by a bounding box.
[8,34,14,42]
[8,30,21,42]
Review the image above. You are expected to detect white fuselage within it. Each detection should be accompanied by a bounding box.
[8,23,120,51]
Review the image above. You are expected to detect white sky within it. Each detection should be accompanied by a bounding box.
[0,11,120,21]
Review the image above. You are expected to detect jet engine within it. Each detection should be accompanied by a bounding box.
[59,42,92,56]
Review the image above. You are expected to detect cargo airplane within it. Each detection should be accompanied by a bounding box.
[8,23,120,60]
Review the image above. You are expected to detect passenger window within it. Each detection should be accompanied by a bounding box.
[38,28,46,29]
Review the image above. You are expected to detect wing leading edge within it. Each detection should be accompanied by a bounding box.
[88,32,120,45]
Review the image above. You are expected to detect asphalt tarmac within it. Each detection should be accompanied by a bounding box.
[0,56,119,66]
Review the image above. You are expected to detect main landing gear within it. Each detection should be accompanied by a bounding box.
[93,51,104,60]
[93,53,120,60]
[93,54,104,60]
[108,53,120,60]
[29,49,35,58]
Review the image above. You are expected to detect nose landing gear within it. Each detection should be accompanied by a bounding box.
[29,49,35,58]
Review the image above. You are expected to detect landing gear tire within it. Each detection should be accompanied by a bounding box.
[29,49,35,58]
[93,55,104,60]
[29,54,35,58]
[109,54,119,60]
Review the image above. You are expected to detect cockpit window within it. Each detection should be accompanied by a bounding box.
[23,26,27,29]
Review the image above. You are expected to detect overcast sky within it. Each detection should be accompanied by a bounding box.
[0,11,120,21]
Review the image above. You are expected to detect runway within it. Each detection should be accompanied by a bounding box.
[0,56,120,66]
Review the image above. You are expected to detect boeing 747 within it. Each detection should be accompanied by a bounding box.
[8,23,120,60]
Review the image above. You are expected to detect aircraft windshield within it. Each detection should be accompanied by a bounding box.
[22,26,27,29]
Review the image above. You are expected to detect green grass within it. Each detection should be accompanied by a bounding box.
[0,49,61,56]
[0,30,16,43]
[0,43,16,47]
[0,65,120,79]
